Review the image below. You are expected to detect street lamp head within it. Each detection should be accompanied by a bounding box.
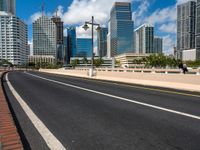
[96,26,101,32]
[83,24,89,31]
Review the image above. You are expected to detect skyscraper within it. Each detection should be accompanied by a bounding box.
[0,1,28,65]
[110,2,134,57]
[0,0,16,15]
[67,27,77,58]
[97,27,108,57]
[76,38,92,57]
[196,0,200,60]
[51,16,64,61]
[154,37,163,54]
[107,20,111,58]
[33,16,57,57]
[177,1,196,60]
[134,24,154,54]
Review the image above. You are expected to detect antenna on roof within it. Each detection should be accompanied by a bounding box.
[55,8,58,17]
[42,1,45,16]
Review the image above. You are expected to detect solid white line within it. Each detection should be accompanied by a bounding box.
[6,73,67,150]
[26,72,200,121]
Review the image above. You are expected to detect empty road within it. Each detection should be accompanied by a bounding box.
[2,71,200,150]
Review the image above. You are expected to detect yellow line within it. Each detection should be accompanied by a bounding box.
[73,76,200,98]
[41,72,200,98]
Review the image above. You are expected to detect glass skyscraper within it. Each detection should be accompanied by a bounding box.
[196,0,200,60]
[154,37,163,54]
[0,0,16,15]
[33,16,57,57]
[110,2,134,57]
[97,27,108,57]
[177,1,196,60]
[67,27,77,58]
[76,38,92,57]
[134,24,154,54]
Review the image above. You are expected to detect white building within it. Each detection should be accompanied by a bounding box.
[182,49,197,61]
[115,53,150,68]
[0,14,28,65]
[134,24,154,54]
[33,16,57,57]
[28,55,55,65]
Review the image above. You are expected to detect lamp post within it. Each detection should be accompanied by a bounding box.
[82,16,101,77]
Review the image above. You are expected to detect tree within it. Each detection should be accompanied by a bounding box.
[145,54,180,68]
[0,59,14,67]
[71,59,79,68]
[94,58,104,67]
[82,57,88,65]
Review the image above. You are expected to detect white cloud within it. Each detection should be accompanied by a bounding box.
[144,6,176,26]
[162,35,175,55]
[132,0,150,26]
[159,23,177,34]
[28,11,53,24]
[62,0,132,25]
[29,12,42,23]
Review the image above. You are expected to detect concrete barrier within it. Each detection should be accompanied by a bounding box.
[40,68,200,92]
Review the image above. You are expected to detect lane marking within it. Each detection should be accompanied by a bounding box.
[26,72,200,121]
[5,73,67,150]
[39,72,200,98]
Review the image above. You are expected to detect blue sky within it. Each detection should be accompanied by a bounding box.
[16,0,190,54]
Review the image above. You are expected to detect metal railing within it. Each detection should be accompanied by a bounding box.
[65,68,200,75]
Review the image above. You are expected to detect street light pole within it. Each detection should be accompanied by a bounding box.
[82,16,101,77]
[91,16,94,70]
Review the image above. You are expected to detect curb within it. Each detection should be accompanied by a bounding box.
[0,72,24,150]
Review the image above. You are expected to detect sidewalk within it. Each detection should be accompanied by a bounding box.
[40,69,200,93]
[0,72,23,150]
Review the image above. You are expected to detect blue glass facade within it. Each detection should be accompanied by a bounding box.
[76,38,92,57]
[110,2,134,57]
[67,27,77,58]
[97,27,108,57]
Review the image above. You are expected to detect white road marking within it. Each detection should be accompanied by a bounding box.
[6,73,67,150]
[26,72,200,121]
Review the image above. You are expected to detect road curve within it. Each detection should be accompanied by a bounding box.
[3,71,200,150]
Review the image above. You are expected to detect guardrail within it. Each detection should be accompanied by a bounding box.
[66,68,200,75]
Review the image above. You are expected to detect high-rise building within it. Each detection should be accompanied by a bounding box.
[107,20,111,58]
[51,16,64,61]
[76,38,92,57]
[0,0,16,15]
[110,2,134,57]
[97,27,108,57]
[63,36,68,64]
[196,0,200,60]
[134,24,154,54]
[0,15,28,65]
[67,27,77,59]
[154,37,163,54]
[177,1,196,60]
[33,16,57,57]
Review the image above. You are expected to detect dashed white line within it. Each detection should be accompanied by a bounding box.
[26,72,200,121]
[6,73,67,150]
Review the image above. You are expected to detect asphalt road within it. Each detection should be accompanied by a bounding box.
[2,71,200,150]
